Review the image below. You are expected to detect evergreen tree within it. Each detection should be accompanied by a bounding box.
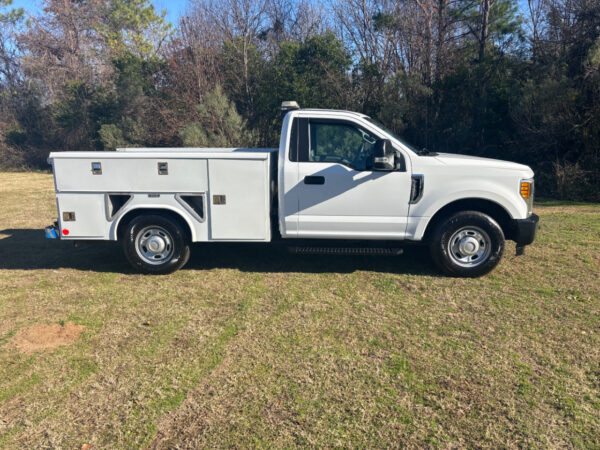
[181,86,255,147]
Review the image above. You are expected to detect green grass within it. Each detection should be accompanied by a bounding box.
[0,172,599,448]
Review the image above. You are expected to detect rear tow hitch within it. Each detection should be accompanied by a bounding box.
[45,221,59,239]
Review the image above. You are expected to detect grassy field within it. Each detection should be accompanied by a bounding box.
[0,172,599,448]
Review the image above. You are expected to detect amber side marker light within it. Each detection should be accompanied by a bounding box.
[520,181,531,199]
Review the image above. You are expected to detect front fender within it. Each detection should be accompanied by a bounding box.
[408,178,526,241]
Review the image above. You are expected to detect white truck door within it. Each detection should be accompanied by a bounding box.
[295,118,411,239]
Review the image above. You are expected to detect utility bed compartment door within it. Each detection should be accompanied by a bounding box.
[208,159,270,240]
[56,193,107,238]
[53,157,208,193]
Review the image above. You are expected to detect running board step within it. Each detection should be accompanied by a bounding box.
[289,247,403,256]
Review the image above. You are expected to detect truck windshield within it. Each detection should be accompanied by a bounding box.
[366,118,420,154]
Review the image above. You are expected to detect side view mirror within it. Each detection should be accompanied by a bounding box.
[373,139,394,171]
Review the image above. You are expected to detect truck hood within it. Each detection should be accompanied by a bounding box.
[433,152,533,175]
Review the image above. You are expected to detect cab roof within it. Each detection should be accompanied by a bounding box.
[291,108,370,119]
[280,101,370,120]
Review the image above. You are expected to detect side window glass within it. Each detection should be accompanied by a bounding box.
[308,122,377,170]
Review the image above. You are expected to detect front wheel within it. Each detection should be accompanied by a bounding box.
[429,211,505,277]
[122,214,190,274]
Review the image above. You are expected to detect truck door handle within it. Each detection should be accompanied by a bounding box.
[304,176,325,185]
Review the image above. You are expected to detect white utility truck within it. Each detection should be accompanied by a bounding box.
[46,102,538,277]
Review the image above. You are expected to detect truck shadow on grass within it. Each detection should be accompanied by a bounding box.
[0,229,437,276]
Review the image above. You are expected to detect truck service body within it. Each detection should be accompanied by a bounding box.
[46,103,539,276]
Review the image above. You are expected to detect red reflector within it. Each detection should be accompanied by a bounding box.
[62,229,70,236]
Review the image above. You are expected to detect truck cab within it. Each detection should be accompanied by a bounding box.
[46,102,539,277]
[278,108,413,240]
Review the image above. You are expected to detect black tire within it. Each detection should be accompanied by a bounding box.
[122,214,190,274]
[429,211,504,277]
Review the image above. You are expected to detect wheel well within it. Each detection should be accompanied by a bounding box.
[423,198,516,242]
[116,208,192,241]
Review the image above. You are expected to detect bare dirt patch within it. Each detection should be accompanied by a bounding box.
[10,322,86,354]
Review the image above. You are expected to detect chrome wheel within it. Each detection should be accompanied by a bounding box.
[135,226,174,265]
[447,226,491,268]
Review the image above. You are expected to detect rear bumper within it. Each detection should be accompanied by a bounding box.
[513,213,539,246]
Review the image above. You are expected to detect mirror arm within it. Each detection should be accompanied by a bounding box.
[393,149,405,171]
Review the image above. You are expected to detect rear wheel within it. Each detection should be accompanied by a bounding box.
[122,214,190,274]
[429,211,504,277]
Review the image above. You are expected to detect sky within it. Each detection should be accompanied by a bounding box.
[8,0,532,30]
[10,0,190,25]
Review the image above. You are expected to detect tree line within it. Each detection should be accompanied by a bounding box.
[0,0,598,200]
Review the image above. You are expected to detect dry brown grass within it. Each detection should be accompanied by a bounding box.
[0,172,599,448]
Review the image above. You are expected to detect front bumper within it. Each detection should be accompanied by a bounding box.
[513,213,539,247]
